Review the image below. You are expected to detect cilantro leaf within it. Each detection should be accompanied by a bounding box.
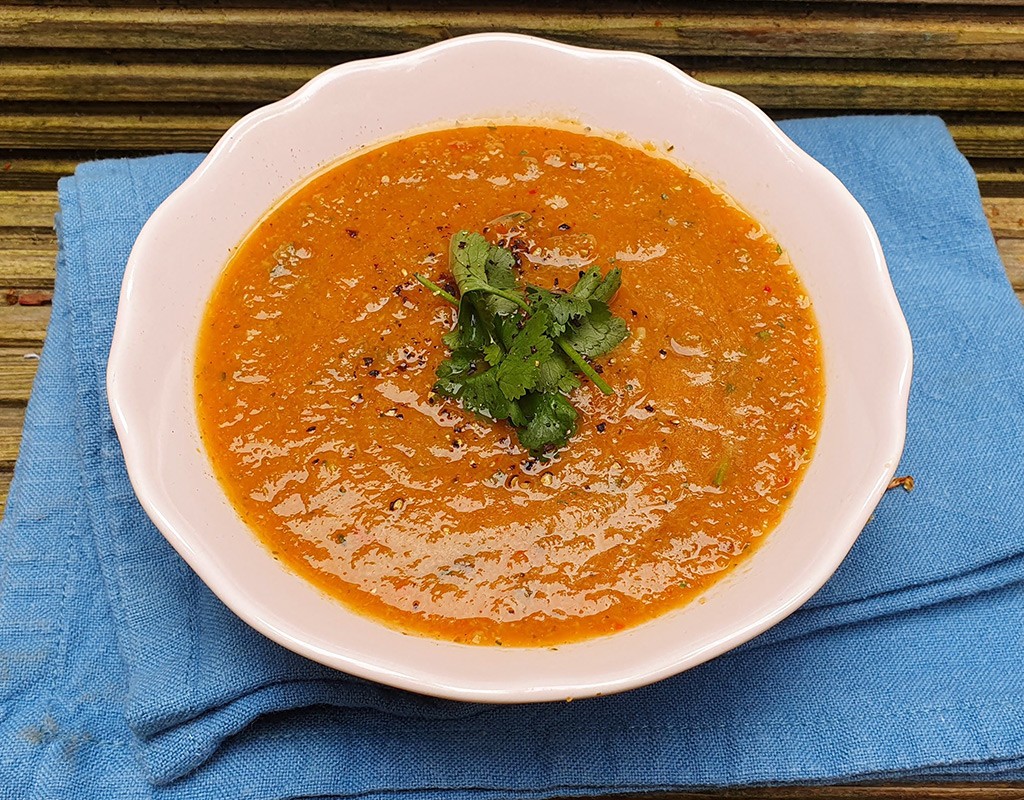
[450,231,526,318]
[459,370,524,425]
[560,301,629,359]
[587,267,622,304]
[535,351,581,394]
[422,228,630,457]
[516,392,578,453]
[495,310,554,401]
[526,285,590,336]
[433,347,479,398]
[442,299,489,351]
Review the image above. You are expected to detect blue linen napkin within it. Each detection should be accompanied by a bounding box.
[2,115,1024,797]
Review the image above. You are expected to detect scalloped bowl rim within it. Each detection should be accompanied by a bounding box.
[107,33,911,702]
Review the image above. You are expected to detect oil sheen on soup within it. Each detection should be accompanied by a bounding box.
[195,124,824,646]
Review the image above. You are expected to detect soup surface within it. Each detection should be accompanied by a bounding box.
[195,124,824,646]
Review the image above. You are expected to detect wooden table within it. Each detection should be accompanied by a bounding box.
[2,3,1024,797]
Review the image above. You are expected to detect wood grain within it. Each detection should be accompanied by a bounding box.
[2,7,1024,61]
[3,120,1024,168]
[0,405,27,468]
[0,348,41,403]
[0,158,80,190]
[0,306,51,348]
[984,197,1024,237]
[0,244,57,289]
[4,61,1024,113]
[0,113,239,150]
[0,191,58,229]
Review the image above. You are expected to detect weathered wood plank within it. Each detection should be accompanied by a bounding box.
[4,61,1024,113]
[2,123,1024,178]
[0,62,320,104]
[0,158,78,190]
[6,114,1024,161]
[947,123,1024,159]
[0,405,27,468]
[0,246,57,290]
[0,468,11,514]
[687,70,1024,114]
[984,197,1024,237]
[0,113,236,150]
[997,237,1024,288]
[0,348,40,403]
[0,191,58,229]
[974,162,1024,196]
[0,306,51,348]
[2,7,1024,61]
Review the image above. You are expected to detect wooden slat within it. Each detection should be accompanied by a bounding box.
[1,7,1024,61]
[974,162,1024,196]
[997,237,1024,289]
[0,62,319,104]
[0,405,26,468]
[947,122,1024,159]
[0,158,78,190]
[0,113,235,150]
[0,228,57,289]
[5,115,1024,162]
[0,306,51,348]
[687,70,1024,114]
[1,403,20,507]
[2,121,1024,168]
[3,61,1024,113]
[0,247,57,289]
[0,191,58,229]
[0,468,11,514]
[0,348,41,403]
[983,197,1024,236]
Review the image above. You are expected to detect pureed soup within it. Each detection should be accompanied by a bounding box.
[195,124,824,646]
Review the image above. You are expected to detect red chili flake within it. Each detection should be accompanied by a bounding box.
[528,189,537,195]
[763,285,772,293]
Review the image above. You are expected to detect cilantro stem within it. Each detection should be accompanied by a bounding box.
[413,273,459,306]
[484,287,532,314]
[557,338,615,396]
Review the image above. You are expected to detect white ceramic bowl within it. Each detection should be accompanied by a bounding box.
[107,33,911,702]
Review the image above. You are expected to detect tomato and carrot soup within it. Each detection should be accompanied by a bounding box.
[195,124,824,646]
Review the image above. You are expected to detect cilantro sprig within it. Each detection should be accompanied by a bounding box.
[415,231,628,456]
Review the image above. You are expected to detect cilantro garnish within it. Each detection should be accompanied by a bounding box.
[415,231,629,456]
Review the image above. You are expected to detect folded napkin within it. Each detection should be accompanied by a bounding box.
[3,116,1024,798]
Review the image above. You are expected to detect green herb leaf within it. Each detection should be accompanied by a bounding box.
[525,285,589,336]
[449,231,528,317]
[535,351,581,394]
[495,310,554,401]
[560,301,629,358]
[516,392,578,453]
[422,228,630,456]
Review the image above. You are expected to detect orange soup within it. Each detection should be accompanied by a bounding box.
[195,124,824,646]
